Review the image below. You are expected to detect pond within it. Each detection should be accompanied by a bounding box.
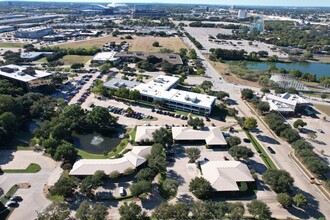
[72,132,123,154]
[245,62,330,79]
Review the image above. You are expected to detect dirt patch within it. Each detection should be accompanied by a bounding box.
[205,55,261,88]
[313,104,330,116]
[17,183,31,189]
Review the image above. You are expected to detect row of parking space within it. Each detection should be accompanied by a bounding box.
[107,105,154,120]
[151,108,188,120]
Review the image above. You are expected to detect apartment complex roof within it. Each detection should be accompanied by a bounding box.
[201,161,254,191]
[69,146,152,176]
[262,93,308,112]
[172,127,227,146]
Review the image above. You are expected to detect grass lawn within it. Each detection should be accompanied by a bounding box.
[128,36,188,53]
[0,185,19,220]
[56,35,188,53]
[3,163,41,173]
[0,42,25,48]
[59,55,92,65]
[108,138,129,157]
[77,149,107,159]
[36,57,47,63]
[314,104,330,116]
[245,130,277,170]
[47,194,64,202]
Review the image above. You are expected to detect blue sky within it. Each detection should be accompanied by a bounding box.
[14,0,330,7]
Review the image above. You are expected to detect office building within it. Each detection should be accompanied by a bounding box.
[15,26,54,39]
[237,10,248,19]
[262,93,309,115]
[104,74,216,115]
[0,65,53,91]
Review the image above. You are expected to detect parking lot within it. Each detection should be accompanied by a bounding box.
[0,151,62,220]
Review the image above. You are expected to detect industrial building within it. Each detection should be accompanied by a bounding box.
[0,15,59,26]
[15,26,54,39]
[20,52,53,60]
[0,65,53,91]
[0,26,15,33]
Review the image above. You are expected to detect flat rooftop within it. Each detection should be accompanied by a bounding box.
[20,52,53,59]
[92,51,118,62]
[162,89,217,109]
[104,78,141,90]
[0,65,52,82]
[16,26,53,32]
[134,75,179,97]
[115,51,183,65]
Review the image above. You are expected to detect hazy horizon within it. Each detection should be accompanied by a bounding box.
[5,0,330,7]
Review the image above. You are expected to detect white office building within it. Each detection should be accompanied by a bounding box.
[134,75,217,115]
[262,93,309,115]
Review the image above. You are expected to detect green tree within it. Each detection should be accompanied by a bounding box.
[161,178,179,196]
[293,193,308,207]
[257,101,270,113]
[109,171,120,179]
[124,167,135,176]
[247,199,272,219]
[148,154,167,172]
[226,136,241,147]
[152,41,160,47]
[189,177,213,199]
[152,127,173,147]
[130,180,152,197]
[217,91,230,100]
[71,63,84,69]
[241,88,254,100]
[128,90,141,101]
[119,202,146,220]
[185,147,201,163]
[261,87,270,94]
[188,117,204,129]
[76,200,108,220]
[209,202,229,219]
[189,49,197,59]
[53,142,78,164]
[228,202,245,219]
[135,168,155,181]
[228,145,254,160]
[243,117,258,130]
[153,202,189,220]
[321,93,328,100]
[37,202,70,220]
[50,175,77,198]
[75,200,90,220]
[262,169,294,193]
[86,106,118,131]
[277,193,293,208]
[293,119,307,129]
[200,80,213,91]
[191,201,212,220]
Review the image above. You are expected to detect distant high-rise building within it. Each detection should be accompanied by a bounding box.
[237,10,248,19]
[250,15,264,33]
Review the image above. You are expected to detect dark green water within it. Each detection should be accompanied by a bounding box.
[246,62,330,79]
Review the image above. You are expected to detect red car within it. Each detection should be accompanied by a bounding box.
[223,156,229,161]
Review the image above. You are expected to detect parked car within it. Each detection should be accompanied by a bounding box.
[119,187,126,196]
[267,146,276,154]
[5,201,18,208]
[223,156,229,161]
[10,195,23,202]
[243,138,251,143]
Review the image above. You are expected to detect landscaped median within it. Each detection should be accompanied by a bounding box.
[244,130,277,170]
[2,163,41,173]
[0,185,19,219]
